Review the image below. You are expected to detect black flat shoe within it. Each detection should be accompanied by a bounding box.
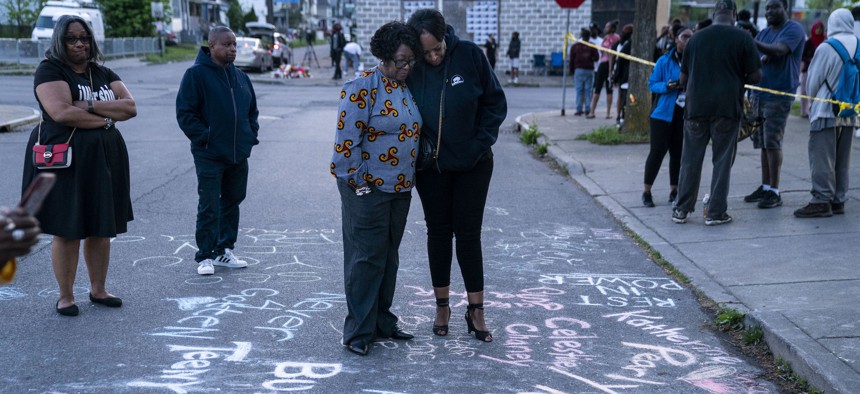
[346,342,369,356]
[56,301,79,316]
[89,293,122,308]
[388,326,414,340]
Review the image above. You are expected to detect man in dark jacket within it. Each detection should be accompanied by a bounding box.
[176,26,260,275]
[330,23,346,79]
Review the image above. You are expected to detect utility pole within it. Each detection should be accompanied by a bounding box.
[267,0,275,24]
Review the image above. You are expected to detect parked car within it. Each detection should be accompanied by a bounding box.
[245,22,291,67]
[160,28,178,46]
[234,37,273,73]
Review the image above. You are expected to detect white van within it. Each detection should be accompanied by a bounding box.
[32,1,105,42]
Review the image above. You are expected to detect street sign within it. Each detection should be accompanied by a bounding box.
[151,2,164,19]
[555,0,585,8]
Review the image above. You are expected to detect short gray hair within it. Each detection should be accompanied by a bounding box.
[208,26,234,45]
[45,15,103,64]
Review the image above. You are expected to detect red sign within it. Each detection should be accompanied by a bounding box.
[555,0,586,8]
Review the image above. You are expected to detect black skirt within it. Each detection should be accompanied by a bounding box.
[22,123,133,239]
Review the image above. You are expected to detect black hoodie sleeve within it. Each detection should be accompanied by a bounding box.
[245,72,260,136]
[475,47,507,150]
[176,67,208,146]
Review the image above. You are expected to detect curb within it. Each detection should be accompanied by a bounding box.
[747,311,860,394]
[0,108,40,132]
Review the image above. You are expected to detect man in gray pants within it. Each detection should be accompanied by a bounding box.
[794,9,860,218]
[672,0,762,225]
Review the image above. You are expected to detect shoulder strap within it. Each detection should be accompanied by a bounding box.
[825,38,850,63]
[434,62,447,159]
[36,121,76,145]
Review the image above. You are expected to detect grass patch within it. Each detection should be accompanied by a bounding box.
[144,44,200,64]
[790,100,801,117]
[576,125,648,145]
[535,143,548,155]
[743,326,764,345]
[715,307,746,331]
[519,124,541,145]
[775,357,824,394]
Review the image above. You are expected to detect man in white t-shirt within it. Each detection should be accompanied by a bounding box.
[343,41,362,77]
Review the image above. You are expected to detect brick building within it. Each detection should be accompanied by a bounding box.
[352,0,596,75]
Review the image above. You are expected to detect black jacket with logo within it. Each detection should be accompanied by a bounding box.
[407,25,507,172]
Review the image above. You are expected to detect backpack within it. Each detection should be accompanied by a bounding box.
[823,38,860,117]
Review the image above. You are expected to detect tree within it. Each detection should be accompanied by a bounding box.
[622,0,657,134]
[227,1,244,32]
[243,6,258,26]
[96,0,171,37]
[2,0,44,38]
[805,0,849,11]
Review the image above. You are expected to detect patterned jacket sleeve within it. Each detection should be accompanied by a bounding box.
[330,77,372,189]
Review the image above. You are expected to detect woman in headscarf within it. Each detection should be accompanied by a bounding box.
[800,21,825,118]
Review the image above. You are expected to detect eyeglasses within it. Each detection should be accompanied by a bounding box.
[391,58,417,69]
[63,36,92,45]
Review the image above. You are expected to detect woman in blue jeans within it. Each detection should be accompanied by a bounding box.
[642,26,691,207]
[407,9,507,342]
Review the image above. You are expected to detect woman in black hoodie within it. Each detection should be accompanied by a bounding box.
[406,9,507,343]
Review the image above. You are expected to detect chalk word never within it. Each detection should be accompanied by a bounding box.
[127,341,251,393]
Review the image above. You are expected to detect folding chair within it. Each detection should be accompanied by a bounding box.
[532,54,547,76]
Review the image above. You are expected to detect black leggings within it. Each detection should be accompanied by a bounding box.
[415,156,493,293]
[644,105,684,186]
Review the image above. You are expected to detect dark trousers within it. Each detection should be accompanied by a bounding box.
[644,106,684,186]
[675,117,739,217]
[332,50,343,79]
[193,156,248,262]
[337,180,410,346]
[415,156,493,293]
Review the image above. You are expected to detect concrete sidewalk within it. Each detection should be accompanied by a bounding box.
[516,109,860,393]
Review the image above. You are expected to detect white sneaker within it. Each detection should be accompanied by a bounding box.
[213,248,248,268]
[197,259,215,275]
[513,77,519,83]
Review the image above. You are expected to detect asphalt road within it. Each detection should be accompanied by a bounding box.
[0,61,780,393]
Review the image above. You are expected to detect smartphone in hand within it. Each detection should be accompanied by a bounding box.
[19,173,56,216]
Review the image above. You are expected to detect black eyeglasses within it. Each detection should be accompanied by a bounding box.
[391,58,417,70]
[63,36,92,45]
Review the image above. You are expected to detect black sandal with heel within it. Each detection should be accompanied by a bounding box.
[465,303,492,342]
[432,297,451,336]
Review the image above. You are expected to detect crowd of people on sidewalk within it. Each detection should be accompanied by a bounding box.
[570,0,860,225]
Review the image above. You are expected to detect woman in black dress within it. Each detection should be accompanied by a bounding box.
[22,15,137,316]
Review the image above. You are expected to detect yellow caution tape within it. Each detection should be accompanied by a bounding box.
[570,36,860,111]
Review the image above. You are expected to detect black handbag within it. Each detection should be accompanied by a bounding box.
[417,66,446,172]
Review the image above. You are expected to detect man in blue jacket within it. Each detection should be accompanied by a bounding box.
[176,26,260,275]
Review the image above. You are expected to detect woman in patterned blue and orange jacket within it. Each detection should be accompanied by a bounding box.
[330,21,423,357]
